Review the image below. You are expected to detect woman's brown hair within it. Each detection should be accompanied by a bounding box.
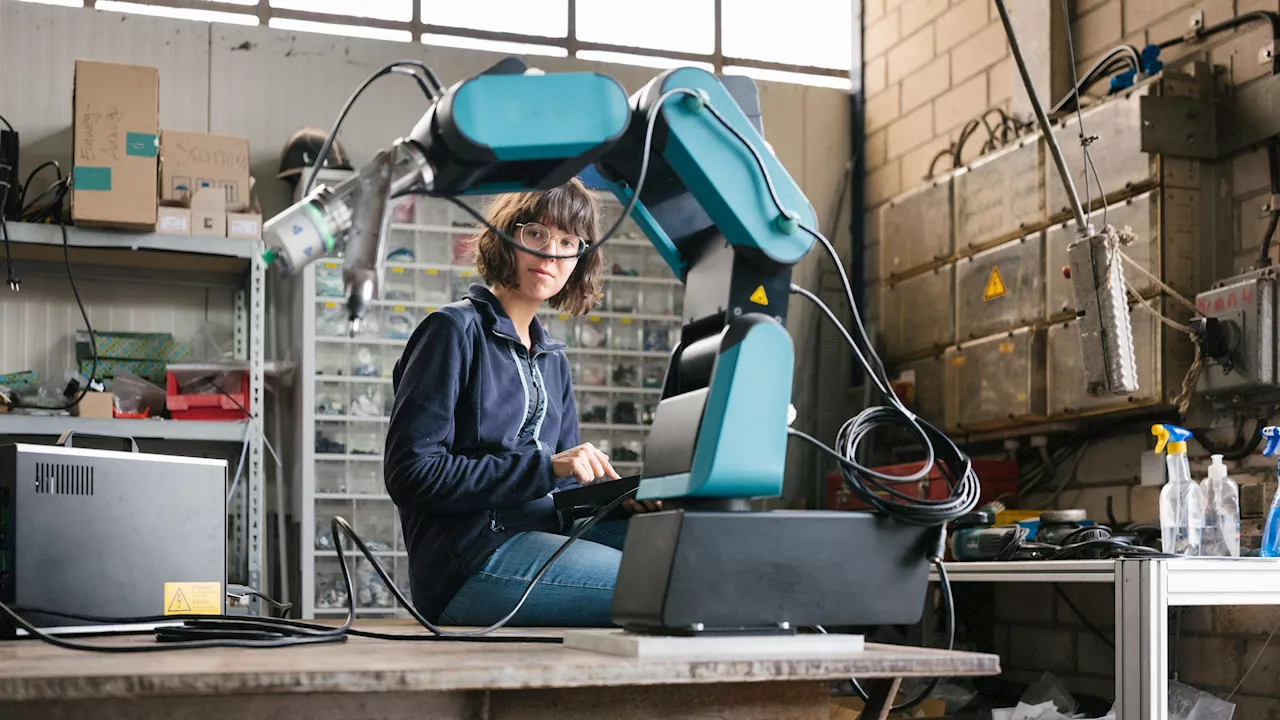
[467,178,605,316]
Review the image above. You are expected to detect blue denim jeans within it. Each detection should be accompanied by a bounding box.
[438,519,628,627]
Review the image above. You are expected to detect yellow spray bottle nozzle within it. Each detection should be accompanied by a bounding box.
[1151,424,1191,455]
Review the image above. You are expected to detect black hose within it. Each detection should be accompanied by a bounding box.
[1160,11,1280,71]
[1050,45,1140,115]
[1261,139,1280,267]
[1192,423,1265,462]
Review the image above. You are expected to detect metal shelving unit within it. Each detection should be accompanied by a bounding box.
[2,220,267,595]
[296,194,680,618]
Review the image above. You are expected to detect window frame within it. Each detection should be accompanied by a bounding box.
[76,0,851,82]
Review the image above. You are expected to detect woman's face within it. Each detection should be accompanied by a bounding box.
[511,221,580,303]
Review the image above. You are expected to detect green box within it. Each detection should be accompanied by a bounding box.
[78,359,169,387]
[0,371,37,390]
[75,331,189,364]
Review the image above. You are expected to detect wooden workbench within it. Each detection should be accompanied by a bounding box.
[0,622,1000,719]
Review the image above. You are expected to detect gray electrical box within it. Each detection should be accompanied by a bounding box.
[1196,268,1277,395]
[0,441,227,631]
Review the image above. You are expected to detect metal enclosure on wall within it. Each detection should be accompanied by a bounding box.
[873,71,1228,436]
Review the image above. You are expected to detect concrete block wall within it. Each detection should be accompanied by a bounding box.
[864,0,1280,710]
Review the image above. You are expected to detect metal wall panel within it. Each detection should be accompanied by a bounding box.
[880,265,954,360]
[1045,83,1157,218]
[894,355,945,429]
[1047,304,1161,416]
[944,327,1047,431]
[956,233,1044,341]
[954,138,1045,251]
[879,179,952,277]
[0,4,210,183]
[1046,191,1159,318]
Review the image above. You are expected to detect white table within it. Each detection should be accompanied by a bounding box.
[933,558,1280,720]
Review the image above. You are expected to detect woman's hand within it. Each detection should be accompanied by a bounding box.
[552,443,620,485]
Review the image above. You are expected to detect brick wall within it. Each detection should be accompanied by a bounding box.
[864,0,1280,711]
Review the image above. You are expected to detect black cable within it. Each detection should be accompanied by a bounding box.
[1192,421,1264,462]
[838,559,954,712]
[18,160,62,215]
[1159,11,1280,60]
[2,179,98,412]
[322,492,637,639]
[1,179,13,291]
[302,60,440,197]
[0,114,11,132]
[1053,584,1114,650]
[1260,139,1280,267]
[1050,46,1140,115]
[241,589,293,618]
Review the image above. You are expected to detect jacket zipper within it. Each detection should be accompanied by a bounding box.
[489,509,505,533]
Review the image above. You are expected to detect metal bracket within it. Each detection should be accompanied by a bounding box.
[1184,10,1204,43]
[1140,72,1280,159]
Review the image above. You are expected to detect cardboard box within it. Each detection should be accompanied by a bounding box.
[159,130,250,211]
[190,188,227,237]
[227,211,261,239]
[74,391,115,419]
[156,204,191,235]
[71,60,159,230]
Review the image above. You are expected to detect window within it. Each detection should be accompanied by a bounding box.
[268,17,412,41]
[96,0,258,24]
[272,0,412,22]
[576,0,714,54]
[22,0,853,89]
[722,0,851,70]
[422,0,567,38]
[422,34,568,57]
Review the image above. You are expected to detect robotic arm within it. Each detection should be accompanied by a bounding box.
[264,57,815,504]
[265,57,962,634]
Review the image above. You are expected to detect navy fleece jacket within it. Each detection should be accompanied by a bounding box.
[384,284,580,621]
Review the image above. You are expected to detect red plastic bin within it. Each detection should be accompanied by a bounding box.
[166,369,250,421]
[825,459,1018,511]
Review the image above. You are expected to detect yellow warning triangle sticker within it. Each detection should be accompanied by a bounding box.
[983,266,1007,301]
[167,587,192,613]
[749,285,769,306]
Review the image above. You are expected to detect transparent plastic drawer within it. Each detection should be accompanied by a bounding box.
[354,499,397,552]
[611,318,642,351]
[608,285,640,314]
[579,392,610,425]
[314,556,349,610]
[316,261,343,298]
[315,420,348,455]
[316,343,350,377]
[316,301,347,338]
[546,314,576,348]
[612,360,641,388]
[315,381,349,416]
[576,316,609,349]
[573,357,609,388]
[315,499,354,551]
[640,286,675,316]
[611,395,642,426]
[383,266,416,302]
[349,383,390,419]
[346,423,385,457]
[642,358,668,390]
[351,346,382,378]
[315,462,348,495]
[382,306,419,341]
[643,321,676,353]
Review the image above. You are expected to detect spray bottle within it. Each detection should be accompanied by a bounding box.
[1259,427,1280,557]
[1153,424,1206,556]
[1200,454,1240,557]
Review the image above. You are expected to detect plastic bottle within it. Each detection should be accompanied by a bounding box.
[1259,427,1280,557]
[1153,424,1207,556]
[1200,454,1240,557]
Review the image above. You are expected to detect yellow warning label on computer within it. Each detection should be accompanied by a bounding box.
[164,582,222,615]
[749,285,769,306]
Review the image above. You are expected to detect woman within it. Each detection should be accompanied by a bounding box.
[384,178,648,627]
